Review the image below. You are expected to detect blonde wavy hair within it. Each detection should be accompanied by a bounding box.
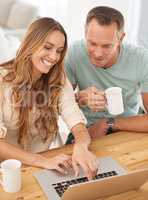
[0,17,67,148]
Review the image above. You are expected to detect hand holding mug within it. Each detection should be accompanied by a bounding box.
[76,86,106,112]
[105,87,124,115]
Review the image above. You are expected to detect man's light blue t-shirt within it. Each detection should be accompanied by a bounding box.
[65,40,148,126]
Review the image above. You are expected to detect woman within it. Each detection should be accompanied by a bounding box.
[0,17,97,179]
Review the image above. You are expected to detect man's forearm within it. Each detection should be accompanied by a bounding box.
[87,114,148,139]
[113,114,148,132]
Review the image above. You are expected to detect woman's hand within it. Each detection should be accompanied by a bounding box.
[72,143,98,180]
[36,154,72,174]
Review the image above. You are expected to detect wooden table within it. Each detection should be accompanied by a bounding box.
[1,131,148,200]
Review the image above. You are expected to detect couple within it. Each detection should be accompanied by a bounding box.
[0,6,148,179]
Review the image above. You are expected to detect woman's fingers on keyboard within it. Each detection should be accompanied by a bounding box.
[72,160,80,177]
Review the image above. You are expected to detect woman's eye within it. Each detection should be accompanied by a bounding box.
[45,46,51,50]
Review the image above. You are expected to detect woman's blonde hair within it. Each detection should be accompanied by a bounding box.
[0,17,67,148]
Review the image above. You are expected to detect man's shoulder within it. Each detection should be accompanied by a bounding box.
[122,43,148,74]
[123,43,148,57]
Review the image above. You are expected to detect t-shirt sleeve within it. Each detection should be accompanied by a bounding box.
[138,50,148,92]
[58,77,87,131]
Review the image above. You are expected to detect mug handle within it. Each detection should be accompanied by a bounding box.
[0,168,4,187]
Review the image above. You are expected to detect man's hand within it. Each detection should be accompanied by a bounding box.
[88,118,108,139]
[76,86,106,112]
[72,143,98,180]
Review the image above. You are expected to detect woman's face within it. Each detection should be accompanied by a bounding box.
[32,30,65,79]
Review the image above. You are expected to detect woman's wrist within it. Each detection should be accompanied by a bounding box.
[30,154,48,168]
[74,134,90,149]
[71,123,91,147]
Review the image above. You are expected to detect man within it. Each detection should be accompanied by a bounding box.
[65,6,148,143]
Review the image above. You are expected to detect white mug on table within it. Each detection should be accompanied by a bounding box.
[0,159,22,193]
[105,87,124,115]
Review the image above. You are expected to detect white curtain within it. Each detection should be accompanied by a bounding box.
[124,0,148,48]
[136,0,148,48]
[126,0,141,45]
[39,0,68,25]
[38,0,143,45]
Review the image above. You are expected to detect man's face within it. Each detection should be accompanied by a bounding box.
[85,19,124,68]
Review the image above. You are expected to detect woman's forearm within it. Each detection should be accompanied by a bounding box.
[0,139,73,174]
[0,139,45,167]
[71,123,91,147]
[70,123,98,180]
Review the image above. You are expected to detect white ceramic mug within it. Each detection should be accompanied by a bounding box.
[105,87,124,115]
[0,159,22,193]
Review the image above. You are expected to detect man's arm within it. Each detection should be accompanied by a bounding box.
[113,92,148,132]
[142,92,148,112]
[88,114,148,139]
[113,115,148,132]
[88,92,148,138]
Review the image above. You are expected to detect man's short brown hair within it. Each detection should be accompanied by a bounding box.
[86,6,124,31]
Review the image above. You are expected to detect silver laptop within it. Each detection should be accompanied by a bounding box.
[33,156,128,200]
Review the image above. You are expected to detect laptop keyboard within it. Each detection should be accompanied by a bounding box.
[52,170,117,197]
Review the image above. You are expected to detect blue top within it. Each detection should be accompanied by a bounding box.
[65,40,148,126]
